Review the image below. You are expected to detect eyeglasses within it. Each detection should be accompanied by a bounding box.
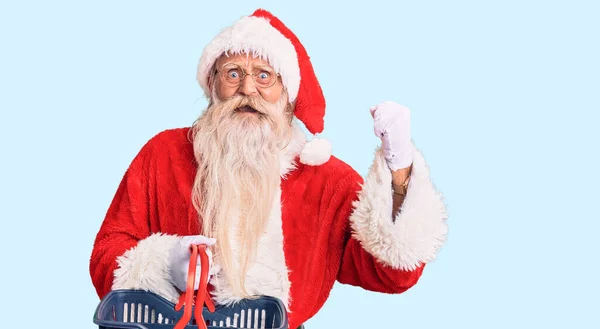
[217,63,280,89]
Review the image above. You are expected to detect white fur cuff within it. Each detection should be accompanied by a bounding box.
[349,142,448,270]
[112,233,181,303]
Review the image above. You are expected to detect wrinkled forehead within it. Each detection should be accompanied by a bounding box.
[215,51,275,71]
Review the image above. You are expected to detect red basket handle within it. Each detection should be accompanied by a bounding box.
[174,244,215,329]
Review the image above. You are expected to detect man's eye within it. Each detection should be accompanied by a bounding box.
[258,72,270,79]
[227,70,241,79]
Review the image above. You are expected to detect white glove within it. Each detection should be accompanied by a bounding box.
[168,235,216,292]
[370,101,413,171]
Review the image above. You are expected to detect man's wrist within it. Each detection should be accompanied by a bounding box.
[391,165,412,195]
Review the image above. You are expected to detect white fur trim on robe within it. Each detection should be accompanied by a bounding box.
[349,142,448,271]
[112,233,182,303]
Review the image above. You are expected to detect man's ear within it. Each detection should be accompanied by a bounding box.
[286,100,296,123]
[207,67,219,94]
[206,75,213,90]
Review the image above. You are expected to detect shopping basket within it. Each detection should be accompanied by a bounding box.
[93,290,288,329]
[93,244,288,329]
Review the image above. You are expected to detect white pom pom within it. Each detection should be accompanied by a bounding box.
[300,137,332,166]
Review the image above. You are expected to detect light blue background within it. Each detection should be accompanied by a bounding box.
[1,0,598,328]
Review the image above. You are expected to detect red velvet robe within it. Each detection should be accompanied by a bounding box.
[90,123,448,329]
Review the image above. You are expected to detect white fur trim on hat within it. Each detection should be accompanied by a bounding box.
[299,137,332,166]
[197,16,301,102]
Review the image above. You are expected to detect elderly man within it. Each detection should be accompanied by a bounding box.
[89,8,448,329]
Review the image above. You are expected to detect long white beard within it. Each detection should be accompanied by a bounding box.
[190,94,291,298]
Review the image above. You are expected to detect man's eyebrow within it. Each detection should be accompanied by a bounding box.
[220,61,240,68]
[252,64,275,71]
[218,61,275,71]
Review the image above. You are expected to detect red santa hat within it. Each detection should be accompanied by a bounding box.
[196,9,331,166]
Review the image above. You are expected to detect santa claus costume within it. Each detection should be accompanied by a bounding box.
[90,9,448,329]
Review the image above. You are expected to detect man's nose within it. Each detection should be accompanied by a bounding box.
[239,74,258,96]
